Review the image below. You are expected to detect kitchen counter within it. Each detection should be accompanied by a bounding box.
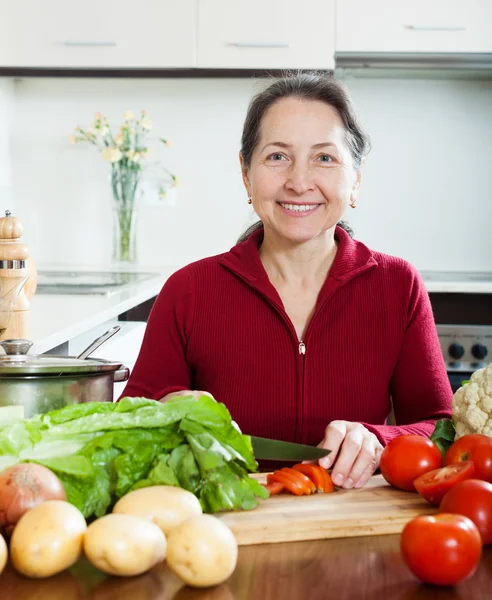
[25,267,178,355]
[0,534,490,599]
[420,271,492,294]
[14,265,492,356]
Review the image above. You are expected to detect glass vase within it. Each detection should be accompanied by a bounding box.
[110,167,141,264]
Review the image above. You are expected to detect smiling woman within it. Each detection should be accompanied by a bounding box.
[120,72,452,492]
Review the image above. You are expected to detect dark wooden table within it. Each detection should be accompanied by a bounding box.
[0,534,491,600]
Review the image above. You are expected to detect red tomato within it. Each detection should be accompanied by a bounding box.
[445,434,492,483]
[440,479,492,545]
[400,514,482,586]
[379,435,442,492]
[413,461,475,506]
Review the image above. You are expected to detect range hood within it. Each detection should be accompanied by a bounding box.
[335,52,492,72]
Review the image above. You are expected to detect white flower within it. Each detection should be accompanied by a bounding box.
[114,134,124,147]
[68,134,77,144]
[125,150,135,160]
[124,111,134,120]
[101,147,122,163]
[140,118,152,131]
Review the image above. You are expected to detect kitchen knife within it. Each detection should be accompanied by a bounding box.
[251,436,331,462]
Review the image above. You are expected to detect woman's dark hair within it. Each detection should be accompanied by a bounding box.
[237,71,371,243]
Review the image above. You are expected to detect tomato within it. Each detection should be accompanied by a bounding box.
[292,464,332,492]
[263,481,284,495]
[439,479,492,545]
[413,461,475,506]
[379,435,442,492]
[445,434,492,483]
[400,514,482,586]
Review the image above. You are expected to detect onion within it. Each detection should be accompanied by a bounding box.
[0,464,66,535]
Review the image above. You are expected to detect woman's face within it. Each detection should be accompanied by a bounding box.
[241,97,362,245]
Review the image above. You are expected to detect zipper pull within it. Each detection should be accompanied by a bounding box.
[299,341,306,355]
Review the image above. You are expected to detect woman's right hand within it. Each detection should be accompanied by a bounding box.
[160,390,213,403]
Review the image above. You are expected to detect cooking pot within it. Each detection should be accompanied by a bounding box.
[0,337,129,417]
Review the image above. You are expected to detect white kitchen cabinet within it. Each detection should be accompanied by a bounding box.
[336,0,492,54]
[198,0,335,69]
[0,0,197,68]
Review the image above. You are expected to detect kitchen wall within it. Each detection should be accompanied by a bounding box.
[0,79,14,211]
[2,74,492,271]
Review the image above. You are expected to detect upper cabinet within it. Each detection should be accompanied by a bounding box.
[336,0,492,53]
[197,0,335,69]
[0,0,197,68]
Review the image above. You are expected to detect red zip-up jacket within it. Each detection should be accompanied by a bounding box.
[120,226,452,446]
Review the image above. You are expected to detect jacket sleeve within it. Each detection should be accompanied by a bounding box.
[360,266,453,445]
[118,267,194,401]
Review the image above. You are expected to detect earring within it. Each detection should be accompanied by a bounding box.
[350,200,356,209]
[247,196,252,205]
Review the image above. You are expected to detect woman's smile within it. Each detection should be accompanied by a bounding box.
[276,201,321,216]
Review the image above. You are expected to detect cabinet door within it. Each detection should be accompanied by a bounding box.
[336,0,492,53]
[0,0,197,68]
[198,0,335,69]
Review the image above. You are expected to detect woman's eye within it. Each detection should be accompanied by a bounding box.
[317,154,333,163]
[267,153,286,161]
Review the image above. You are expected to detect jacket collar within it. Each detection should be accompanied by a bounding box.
[219,226,378,306]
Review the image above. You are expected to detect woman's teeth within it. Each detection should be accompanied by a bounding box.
[279,203,318,213]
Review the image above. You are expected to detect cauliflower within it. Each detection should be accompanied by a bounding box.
[452,363,492,439]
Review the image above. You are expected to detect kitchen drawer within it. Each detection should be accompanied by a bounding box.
[198,0,335,69]
[0,0,197,68]
[336,0,492,54]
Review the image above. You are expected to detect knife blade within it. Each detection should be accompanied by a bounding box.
[251,436,331,461]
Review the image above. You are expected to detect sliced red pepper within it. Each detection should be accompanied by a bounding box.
[280,467,316,494]
[270,471,306,496]
[262,481,284,495]
[321,468,335,493]
[292,464,326,492]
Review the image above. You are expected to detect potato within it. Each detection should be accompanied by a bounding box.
[167,515,238,588]
[10,500,87,578]
[0,534,7,575]
[113,486,202,535]
[84,514,167,577]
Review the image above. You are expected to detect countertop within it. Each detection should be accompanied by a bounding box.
[26,267,178,355]
[0,534,490,599]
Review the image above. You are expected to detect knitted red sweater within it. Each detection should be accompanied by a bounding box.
[120,226,452,446]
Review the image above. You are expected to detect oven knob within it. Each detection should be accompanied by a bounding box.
[448,343,465,360]
[471,344,488,360]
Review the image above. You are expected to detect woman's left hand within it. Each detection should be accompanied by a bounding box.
[317,421,383,490]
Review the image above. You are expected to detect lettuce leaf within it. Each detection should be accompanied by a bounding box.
[0,395,265,517]
[430,418,456,458]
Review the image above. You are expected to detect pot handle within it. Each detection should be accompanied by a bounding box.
[113,367,130,383]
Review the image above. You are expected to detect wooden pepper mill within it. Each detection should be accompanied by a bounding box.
[0,210,37,341]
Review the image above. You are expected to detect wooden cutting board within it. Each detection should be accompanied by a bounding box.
[217,474,437,546]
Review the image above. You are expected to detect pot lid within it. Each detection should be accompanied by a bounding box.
[0,339,123,376]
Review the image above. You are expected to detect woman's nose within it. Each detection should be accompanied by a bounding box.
[285,163,315,195]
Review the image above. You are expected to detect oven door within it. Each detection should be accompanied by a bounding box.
[447,371,472,394]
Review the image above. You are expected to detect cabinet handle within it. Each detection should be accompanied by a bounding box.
[62,41,117,47]
[404,25,466,32]
[229,41,290,49]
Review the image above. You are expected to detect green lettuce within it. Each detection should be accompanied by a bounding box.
[0,395,268,517]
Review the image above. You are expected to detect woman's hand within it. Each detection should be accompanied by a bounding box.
[317,421,383,490]
[160,390,213,403]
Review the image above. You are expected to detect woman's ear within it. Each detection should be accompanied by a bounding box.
[350,158,365,205]
[239,153,252,197]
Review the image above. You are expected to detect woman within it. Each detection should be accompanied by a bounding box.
[121,73,452,490]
